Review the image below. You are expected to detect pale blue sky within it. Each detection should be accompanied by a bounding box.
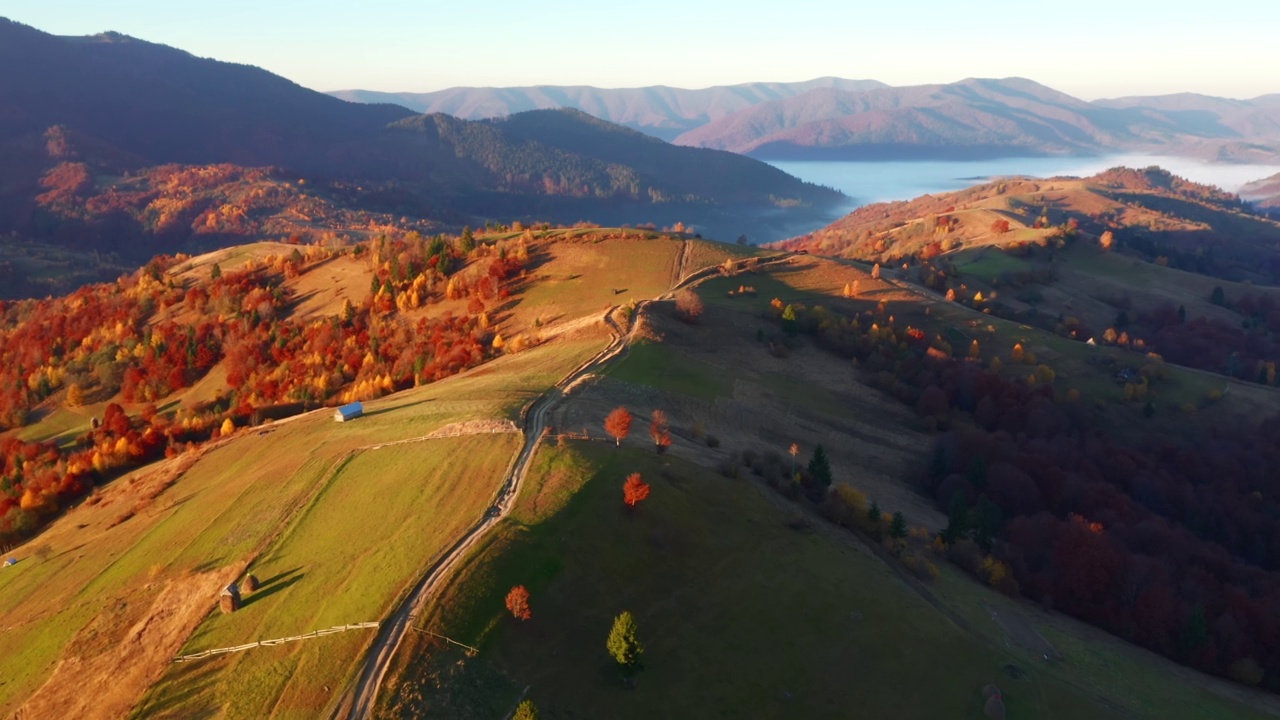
[5,1,1278,98]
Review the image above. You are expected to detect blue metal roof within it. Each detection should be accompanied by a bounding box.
[336,402,364,419]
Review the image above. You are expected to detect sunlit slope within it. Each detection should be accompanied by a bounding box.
[0,231,696,719]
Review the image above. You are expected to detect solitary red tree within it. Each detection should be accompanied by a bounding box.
[604,407,632,447]
[649,410,671,453]
[506,585,532,620]
[623,473,651,508]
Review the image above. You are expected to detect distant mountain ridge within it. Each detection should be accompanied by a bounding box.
[333,77,1280,161]
[0,19,415,170]
[675,78,1122,158]
[328,78,888,141]
[0,16,841,293]
[677,78,1280,160]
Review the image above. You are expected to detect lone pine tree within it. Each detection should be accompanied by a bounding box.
[808,444,832,488]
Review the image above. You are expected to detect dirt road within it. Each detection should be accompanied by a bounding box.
[338,306,640,719]
[338,249,797,719]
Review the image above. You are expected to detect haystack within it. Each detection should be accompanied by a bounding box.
[242,574,259,593]
[984,695,1006,720]
[219,583,241,614]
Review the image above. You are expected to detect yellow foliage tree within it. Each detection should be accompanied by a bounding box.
[980,556,1008,587]
[20,488,45,512]
[1036,364,1056,384]
[220,418,235,436]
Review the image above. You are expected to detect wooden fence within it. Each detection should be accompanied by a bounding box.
[172,622,380,663]
[408,625,479,655]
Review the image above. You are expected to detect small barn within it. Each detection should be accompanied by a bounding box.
[3,558,17,568]
[219,583,241,614]
[334,402,364,423]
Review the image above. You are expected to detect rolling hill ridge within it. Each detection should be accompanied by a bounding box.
[1243,171,1280,213]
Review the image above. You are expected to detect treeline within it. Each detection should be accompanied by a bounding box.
[764,291,1280,690]
[0,230,532,548]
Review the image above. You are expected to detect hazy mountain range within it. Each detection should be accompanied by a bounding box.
[329,78,889,142]
[334,78,1280,162]
[0,16,840,284]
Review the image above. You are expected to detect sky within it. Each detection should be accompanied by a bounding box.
[5,1,1279,99]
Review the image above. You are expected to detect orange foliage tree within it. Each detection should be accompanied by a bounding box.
[623,473,651,508]
[604,407,632,447]
[649,410,671,453]
[505,585,532,620]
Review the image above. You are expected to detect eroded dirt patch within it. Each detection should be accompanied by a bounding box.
[17,566,241,720]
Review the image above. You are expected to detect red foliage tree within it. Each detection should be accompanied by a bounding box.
[623,473,651,508]
[505,585,532,621]
[604,407,632,447]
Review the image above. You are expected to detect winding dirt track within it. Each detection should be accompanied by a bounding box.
[339,245,793,718]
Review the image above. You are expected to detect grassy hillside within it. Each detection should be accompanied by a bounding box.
[781,167,1280,388]
[0,230,693,718]
[135,433,521,719]
[375,250,1280,719]
[7,232,1280,718]
[0,320,616,718]
[380,443,1119,719]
